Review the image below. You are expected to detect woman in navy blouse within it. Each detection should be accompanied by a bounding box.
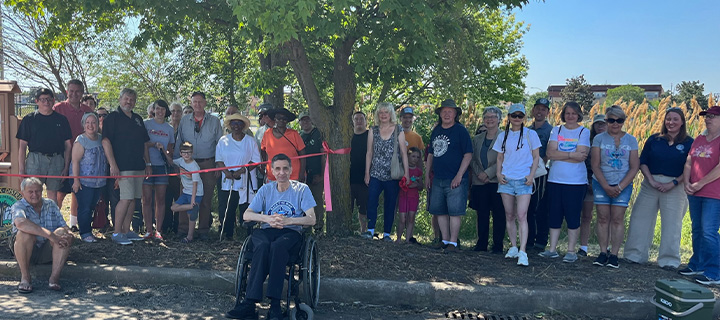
[623,108,693,269]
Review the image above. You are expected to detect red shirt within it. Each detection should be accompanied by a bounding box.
[261,128,306,181]
[53,101,93,139]
[689,135,720,200]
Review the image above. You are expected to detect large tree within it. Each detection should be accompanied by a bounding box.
[606,84,646,105]
[560,74,594,113]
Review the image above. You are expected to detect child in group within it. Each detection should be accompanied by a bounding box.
[493,104,541,267]
[396,147,423,243]
[171,142,204,244]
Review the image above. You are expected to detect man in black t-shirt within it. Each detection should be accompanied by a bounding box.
[299,111,326,234]
[350,111,369,235]
[102,88,151,245]
[16,88,72,204]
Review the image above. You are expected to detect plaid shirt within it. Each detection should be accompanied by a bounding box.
[11,198,67,247]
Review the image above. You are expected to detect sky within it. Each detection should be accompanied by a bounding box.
[512,0,720,95]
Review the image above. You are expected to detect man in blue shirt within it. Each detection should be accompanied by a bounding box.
[226,153,316,320]
[425,99,473,253]
[10,178,74,294]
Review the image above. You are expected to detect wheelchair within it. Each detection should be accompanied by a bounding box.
[234,227,320,320]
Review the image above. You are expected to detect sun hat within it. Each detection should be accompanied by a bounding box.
[267,107,297,122]
[434,99,462,116]
[224,113,251,130]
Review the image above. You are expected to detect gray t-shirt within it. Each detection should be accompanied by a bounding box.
[592,132,638,185]
[144,119,175,165]
[248,180,316,233]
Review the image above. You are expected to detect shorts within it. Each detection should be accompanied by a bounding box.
[9,233,53,264]
[398,192,419,213]
[546,182,586,229]
[119,171,144,200]
[25,152,64,191]
[497,178,533,196]
[143,166,169,185]
[350,183,368,215]
[429,177,468,216]
[176,193,203,221]
[592,179,633,207]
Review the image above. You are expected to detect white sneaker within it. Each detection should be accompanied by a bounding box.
[517,251,529,266]
[504,246,519,259]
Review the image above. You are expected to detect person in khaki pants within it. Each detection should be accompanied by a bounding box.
[624,108,693,269]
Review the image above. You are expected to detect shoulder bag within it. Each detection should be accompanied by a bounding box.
[390,125,404,180]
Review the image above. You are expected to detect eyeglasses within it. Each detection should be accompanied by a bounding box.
[705,114,718,119]
[194,121,201,133]
[606,118,626,124]
[509,113,525,119]
[180,151,192,154]
[37,98,55,103]
[275,116,288,121]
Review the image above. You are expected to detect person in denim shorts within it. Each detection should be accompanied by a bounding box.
[590,105,639,269]
[426,99,473,253]
[142,100,175,241]
[492,104,541,266]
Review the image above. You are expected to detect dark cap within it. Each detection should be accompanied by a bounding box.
[400,107,414,116]
[258,103,273,115]
[700,106,720,116]
[434,99,462,116]
[534,98,550,108]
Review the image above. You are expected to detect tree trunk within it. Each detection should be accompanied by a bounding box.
[258,47,287,109]
[284,37,355,236]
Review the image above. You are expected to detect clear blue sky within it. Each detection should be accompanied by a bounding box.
[513,0,720,95]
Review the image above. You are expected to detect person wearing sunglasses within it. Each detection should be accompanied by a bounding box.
[590,105,639,269]
[680,106,720,285]
[493,103,541,266]
[174,91,224,241]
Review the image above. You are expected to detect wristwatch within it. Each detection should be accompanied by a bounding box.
[146,163,152,166]
[672,179,679,186]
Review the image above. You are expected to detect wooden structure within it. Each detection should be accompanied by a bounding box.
[0,81,22,190]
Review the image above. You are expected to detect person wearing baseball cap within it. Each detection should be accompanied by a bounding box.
[255,103,275,146]
[298,111,326,234]
[526,97,553,253]
[426,98,473,253]
[493,103,541,266]
[399,106,425,155]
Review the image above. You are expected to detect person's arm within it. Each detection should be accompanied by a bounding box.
[102,138,120,177]
[165,143,175,164]
[617,150,640,192]
[71,142,85,193]
[424,154,433,189]
[144,141,152,177]
[398,131,410,182]
[683,154,695,195]
[547,141,588,163]
[365,129,374,186]
[17,139,28,179]
[591,146,618,197]
[525,148,540,186]
[14,217,72,248]
[298,148,306,182]
[191,181,198,206]
[639,164,660,189]
[496,152,506,184]
[687,157,720,194]
[62,139,72,177]
[452,153,472,188]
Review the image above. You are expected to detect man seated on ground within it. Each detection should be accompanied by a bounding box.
[226,153,316,320]
[10,177,74,294]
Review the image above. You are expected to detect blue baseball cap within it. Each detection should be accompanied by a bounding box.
[508,104,526,115]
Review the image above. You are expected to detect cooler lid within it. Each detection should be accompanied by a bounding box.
[655,279,715,301]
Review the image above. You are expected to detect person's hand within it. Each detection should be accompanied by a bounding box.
[191,200,198,207]
[50,232,72,249]
[214,169,222,178]
[686,182,704,195]
[451,175,462,189]
[365,173,370,186]
[72,180,82,193]
[648,179,661,190]
[114,179,119,190]
[524,175,533,186]
[477,172,489,184]
[268,214,285,229]
[573,152,588,162]
[60,167,69,184]
[497,173,507,185]
[602,184,618,198]
[145,166,152,179]
[657,182,674,193]
[110,165,120,178]
[155,142,163,150]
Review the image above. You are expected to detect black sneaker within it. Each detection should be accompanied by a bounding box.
[606,254,619,269]
[593,252,609,266]
[473,241,487,252]
[577,248,588,257]
[267,305,283,320]
[409,237,419,245]
[225,301,258,319]
[695,275,720,286]
[679,267,704,276]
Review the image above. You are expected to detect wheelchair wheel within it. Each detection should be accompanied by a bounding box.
[301,237,320,309]
[289,303,314,320]
[234,235,252,303]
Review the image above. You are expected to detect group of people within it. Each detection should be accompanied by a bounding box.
[351,97,720,285]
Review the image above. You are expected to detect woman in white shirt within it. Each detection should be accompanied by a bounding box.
[538,102,591,263]
[216,114,261,240]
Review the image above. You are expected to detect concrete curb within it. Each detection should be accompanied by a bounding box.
[0,259,700,319]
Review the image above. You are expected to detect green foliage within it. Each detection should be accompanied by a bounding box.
[560,74,595,113]
[606,84,646,105]
[525,91,549,106]
[673,80,708,111]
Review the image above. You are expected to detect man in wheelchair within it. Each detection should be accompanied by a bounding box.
[226,153,316,320]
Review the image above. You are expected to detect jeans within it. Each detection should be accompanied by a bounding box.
[367,177,400,234]
[688,195,720,279]
[75,186,102,239]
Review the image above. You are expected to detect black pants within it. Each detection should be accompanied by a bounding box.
[218,189,251,239]
[470,184,506,252]
[526,175,549,248]
[246,228,302,301]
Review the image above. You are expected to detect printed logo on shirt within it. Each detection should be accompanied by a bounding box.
[557,134,579,152]
[268,200,301,218]
[602,144,629,169]
[692,145,713,159]
[149,129,169,137]
[432,134,450,157]
[135,118,143,127]
[676,144,685,152]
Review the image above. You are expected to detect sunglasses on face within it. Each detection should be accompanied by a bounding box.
[194,121,201,133]
[97,113,108,118]
[275,117,288,121]
[606,118,626,124]
[509,113,525,119]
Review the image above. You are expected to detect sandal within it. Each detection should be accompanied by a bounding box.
[154,232,164,241]
[82,235,97,243]
[180,237,192,244]
[17,282,32,294]
[48,283,61,291]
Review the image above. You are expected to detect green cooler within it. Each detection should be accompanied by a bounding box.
[653,279,715,320]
